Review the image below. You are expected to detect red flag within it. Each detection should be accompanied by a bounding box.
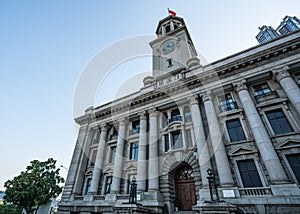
[168,9,176,17]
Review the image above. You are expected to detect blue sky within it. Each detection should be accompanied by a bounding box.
[1,0,299,189]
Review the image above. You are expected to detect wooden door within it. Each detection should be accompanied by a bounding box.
[174,164,196,211]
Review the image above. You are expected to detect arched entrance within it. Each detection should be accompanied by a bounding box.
[174,163,196,211]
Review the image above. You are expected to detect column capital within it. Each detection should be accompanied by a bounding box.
[188,95,199,106]
[272,66,290,82]
[139,110,147,120]
[149,108,157,117]
[118,118,127,126]
[234,79,247,93]
[100,124,108,132]
[201,93,212,103]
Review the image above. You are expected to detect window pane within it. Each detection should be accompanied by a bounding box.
[164,134,170,152]
[110,146,116,163]
[266,109,293,134]
[254,83,271,95]
[186,129,193,148]
[226,119,246,142]
[286,153,300,183]
[237,160,262,187]
[172,132,183,149]
[85,178,92,194]
[105,176,112,194]
[130,143,139,160]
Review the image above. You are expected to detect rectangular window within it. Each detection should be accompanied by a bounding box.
[104,176,112,194]
[170,109,182,123]
[85,178,92,194]
[226,118,246,142]
[218,93,237,112]
[265,109,293,134]
[93,131,100,144]
[164,134,170,152]
[172,131,183,149]
[253,83,271,96]
[186,129,193,148]
[237,159,263,188]
[286,153,300,183]
[131,121,140,134]
[184,107,192,122]
[109,146,116,163]
[130,143,139,160]
[89,150,97,166]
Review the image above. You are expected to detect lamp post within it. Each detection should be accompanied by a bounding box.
[207,168,219,202]
[129,177,137,204]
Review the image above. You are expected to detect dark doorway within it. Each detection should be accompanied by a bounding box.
[174,163,196,210]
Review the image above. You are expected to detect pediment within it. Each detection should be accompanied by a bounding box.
[103,167,113,174]
[125,164,137,171]
[276,139,300,150]
[229,147,256,156]
[85,168,93,175]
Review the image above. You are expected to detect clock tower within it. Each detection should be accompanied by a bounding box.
[149,15,200,80]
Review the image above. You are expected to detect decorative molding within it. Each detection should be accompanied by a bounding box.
[188,95,199,106]
[272,66,290,82]
[201,92,212,102]
[118,118,127,126]
[149,108,157,117]
[234,79,247,93]
[100,124,108,132]
[276,139,300,150]
[229,146,257,156]
[139,110,147,120]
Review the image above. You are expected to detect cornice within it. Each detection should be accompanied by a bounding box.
[78,32,300,123]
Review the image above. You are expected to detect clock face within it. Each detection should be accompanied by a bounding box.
[162,40,175,52]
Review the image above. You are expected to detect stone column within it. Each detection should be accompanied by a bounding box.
[148,108,159,191]
[202,93,234,187]
[89,125,108,194]
[234,80,288,183]
[61,124,90,201]
[273,66,300,116]
[189,96,211,186]
[72,127,94,195]
[137,111,147,192]
[110,118,127,193]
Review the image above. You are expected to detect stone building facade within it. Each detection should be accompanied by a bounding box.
[58,15,300,213]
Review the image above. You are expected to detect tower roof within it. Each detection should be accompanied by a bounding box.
[155,15,186,36]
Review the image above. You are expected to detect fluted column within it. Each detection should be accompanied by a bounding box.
[110,119,127,193]
[148,108,159,191]
[202,93,234,186]
[234,80,288,183]
[189,96,212,186]
[89,125,108,194]
[273,66,300,116]
[137,111,148,192]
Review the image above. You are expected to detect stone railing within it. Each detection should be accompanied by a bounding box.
[239,187,273,197]
[218,101,238,113]
[94,195,105,200]
[254,91,279,103]
[74,196,84,200]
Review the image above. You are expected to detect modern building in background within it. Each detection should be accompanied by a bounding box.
[58,15,300,213]
[256,15,300,43]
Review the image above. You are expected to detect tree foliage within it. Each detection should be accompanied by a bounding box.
[0,204,22,214]
[4,158,65,214]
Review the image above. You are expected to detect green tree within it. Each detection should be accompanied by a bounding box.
[0,204,22,214]
[4,158,65,214]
